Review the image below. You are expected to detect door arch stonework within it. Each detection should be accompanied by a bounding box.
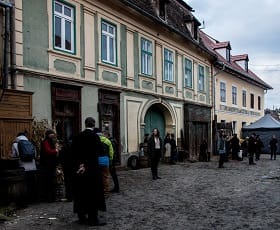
[140,99,176,142]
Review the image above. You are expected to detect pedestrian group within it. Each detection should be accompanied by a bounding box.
[10,118,279,226]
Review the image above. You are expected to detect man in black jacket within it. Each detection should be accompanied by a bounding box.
[248,133,257,165]
[71,117,106,226]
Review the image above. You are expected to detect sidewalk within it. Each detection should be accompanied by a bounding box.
[1,154,280,229]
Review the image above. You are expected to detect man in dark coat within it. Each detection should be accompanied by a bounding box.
[248,133,257,165]
[71,117,106,226]
[269,134,278,160]
[230,134,240,160]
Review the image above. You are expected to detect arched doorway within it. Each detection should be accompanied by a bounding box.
[144,105,166,139]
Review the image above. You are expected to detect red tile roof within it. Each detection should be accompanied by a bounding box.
[232,54,249,61]
[199,30,272,90]
[213,41,231,50]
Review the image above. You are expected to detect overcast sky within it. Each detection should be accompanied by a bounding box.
[185,0,280,109]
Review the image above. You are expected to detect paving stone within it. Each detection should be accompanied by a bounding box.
[1,155,279,229]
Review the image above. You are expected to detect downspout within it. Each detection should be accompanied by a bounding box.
[10,0,15,89]
[212,62,225,155]
[0,1,13,101]
[3,5,10,88]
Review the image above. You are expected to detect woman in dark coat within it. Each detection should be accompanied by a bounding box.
[40,129,58,202]
[148,128,163,180]
[71,117,106,226]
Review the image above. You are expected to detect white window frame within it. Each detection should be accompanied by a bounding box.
[184,58,193,88]
[101,20,117,65]
[141,38,153,76]
[54,0,75,53]
[198,65,205,92]
[250,93,254,109]
[232,85,237,105]
[220,81,226,103]
[242,89,246,107]
[164,48,174,82]
[258,96,261,110]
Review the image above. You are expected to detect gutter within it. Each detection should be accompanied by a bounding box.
[0,1,13,101]
[215,60,273,90]
[10,0,15,89]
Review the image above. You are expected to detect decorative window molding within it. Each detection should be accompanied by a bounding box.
[141,38,153,76]
[232,85,237,105]
[242,89,246,108]
[198,65,205,92]
[101,20,117,66]
[163,48,174,82]
[220,81,226,103]
[184,58,193,88]
[53,0,75,54]
[250,93,254,109]
[258,96,261,110]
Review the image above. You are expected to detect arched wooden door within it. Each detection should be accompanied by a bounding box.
[144,106,165,139]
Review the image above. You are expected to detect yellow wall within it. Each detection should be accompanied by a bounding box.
[215,70,265,137]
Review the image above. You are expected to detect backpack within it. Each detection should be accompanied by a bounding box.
[18,140,36,162]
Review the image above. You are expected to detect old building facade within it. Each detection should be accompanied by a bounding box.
[1,0,272,164]
[0,0,216,164]
[200,31,272,153]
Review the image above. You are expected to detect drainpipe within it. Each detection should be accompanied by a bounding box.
[0,1,13,91]
[212,62,225,155]
[10,0,15,89]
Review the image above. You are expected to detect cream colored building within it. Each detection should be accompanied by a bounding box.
[1,0,216,164]
[200,31,272,142]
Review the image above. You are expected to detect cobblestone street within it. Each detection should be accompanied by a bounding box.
[1,154,280,230]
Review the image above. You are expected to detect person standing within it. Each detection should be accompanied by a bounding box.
[71,117,106,226]
[269,134,278,160]
[255,135,264,161]
[241,137,249,158]
[106,132,120,193]
[40,129,58,202]
[58,139,74,201]
[170,133,177,164]
[163,133,171,163]
[230,134,240,160]
[248,133,257,165]
[148,128,163,180]
[199,139,208,162]
[94,128,114,196]
[11,132,37,204]
[218,132,227,168]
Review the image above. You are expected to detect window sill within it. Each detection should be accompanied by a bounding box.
[48,49,81,61]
